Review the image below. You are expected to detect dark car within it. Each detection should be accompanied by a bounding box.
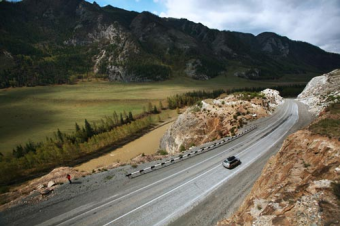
[222,156,241,169]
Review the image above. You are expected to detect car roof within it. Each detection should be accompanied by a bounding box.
[227,156,236,161]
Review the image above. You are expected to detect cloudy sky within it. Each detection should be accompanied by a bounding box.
[23,0,340,53]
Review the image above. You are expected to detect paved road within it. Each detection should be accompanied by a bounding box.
[1,99,312,226]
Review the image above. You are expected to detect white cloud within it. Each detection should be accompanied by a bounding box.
[160,0,340,53]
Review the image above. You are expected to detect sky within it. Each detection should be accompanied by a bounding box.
[7,0,340,53]
[84,0,340,54]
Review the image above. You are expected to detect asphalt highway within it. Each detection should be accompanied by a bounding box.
[1,99,313,226]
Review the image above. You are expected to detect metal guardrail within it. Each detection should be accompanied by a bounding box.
[126,125,257,178]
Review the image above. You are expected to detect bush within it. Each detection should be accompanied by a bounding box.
[0,186,9,194]
[158,150,168,155]
[180,145,186,152]
[332,181,340,200]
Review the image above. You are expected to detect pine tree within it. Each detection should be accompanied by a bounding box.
[84,119,94,138]
[120,113,124,125]
[13,145,24,158]
[75,123,81,132]
[153,105,158,114]
[159,101,163,111]
[128,111,134,122]
[57,129,64,142]
[113,111,118,125]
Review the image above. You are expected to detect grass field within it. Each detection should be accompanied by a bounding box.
[0,73,314,155]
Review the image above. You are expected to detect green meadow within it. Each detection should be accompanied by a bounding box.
[0,73,314,155]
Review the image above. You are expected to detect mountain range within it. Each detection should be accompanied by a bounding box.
[1,0,340,87]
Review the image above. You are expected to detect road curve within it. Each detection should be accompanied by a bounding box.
[1,99,311,226]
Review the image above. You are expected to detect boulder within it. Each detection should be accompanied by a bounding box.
[47,181,56,188]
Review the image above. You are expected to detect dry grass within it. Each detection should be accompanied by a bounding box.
[309,104,340,139]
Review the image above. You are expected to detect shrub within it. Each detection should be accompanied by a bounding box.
[104,175,114,181]
[332,181,340,200]
[0,186,9,194]
[158,150,168,155]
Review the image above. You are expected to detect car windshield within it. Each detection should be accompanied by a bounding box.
[227,156,235,161]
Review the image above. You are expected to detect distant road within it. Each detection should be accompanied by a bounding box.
[1,99,312,226]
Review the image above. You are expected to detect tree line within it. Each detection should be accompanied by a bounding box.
[166,84,305,110]
[0,113,154,186]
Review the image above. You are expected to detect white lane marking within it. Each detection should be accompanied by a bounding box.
[54,102,293,226]
[155,103,299,225]
[104,104,298,226]
[36,203,96,226]
[54,132,260,226]
[102,164,222,226]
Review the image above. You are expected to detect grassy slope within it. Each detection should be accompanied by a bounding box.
[309,103,340,138]
[0,73,312,154]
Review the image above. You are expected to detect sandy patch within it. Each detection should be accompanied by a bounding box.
[75,122,172,172]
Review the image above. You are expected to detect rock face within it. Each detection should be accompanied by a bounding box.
[218,129,340,226]
[1,0,340,87]
[160,89,283,154]
[297,69,340,116]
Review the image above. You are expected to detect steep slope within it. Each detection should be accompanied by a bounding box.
[160,89,283,154]
[1,0,340,87]
[297,69,340,116]
[218,71,340,226]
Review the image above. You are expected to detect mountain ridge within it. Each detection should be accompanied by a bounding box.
[1,0,340,87]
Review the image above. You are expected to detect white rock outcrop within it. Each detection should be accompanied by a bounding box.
[261,89,284,110]
[160,90,284,154]
[297,69,340,116]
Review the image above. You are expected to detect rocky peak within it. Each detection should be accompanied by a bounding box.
[257,32,290,57]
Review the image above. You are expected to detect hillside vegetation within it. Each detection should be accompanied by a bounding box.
[1,0,340,87]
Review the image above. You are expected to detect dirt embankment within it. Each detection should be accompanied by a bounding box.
[0,167,86,211]
[218,106,340,226]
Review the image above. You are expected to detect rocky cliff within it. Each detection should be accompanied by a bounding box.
[1,0,340,87]
[297,69,340,116]
[218,71,340,226]
[160,89,283,154]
